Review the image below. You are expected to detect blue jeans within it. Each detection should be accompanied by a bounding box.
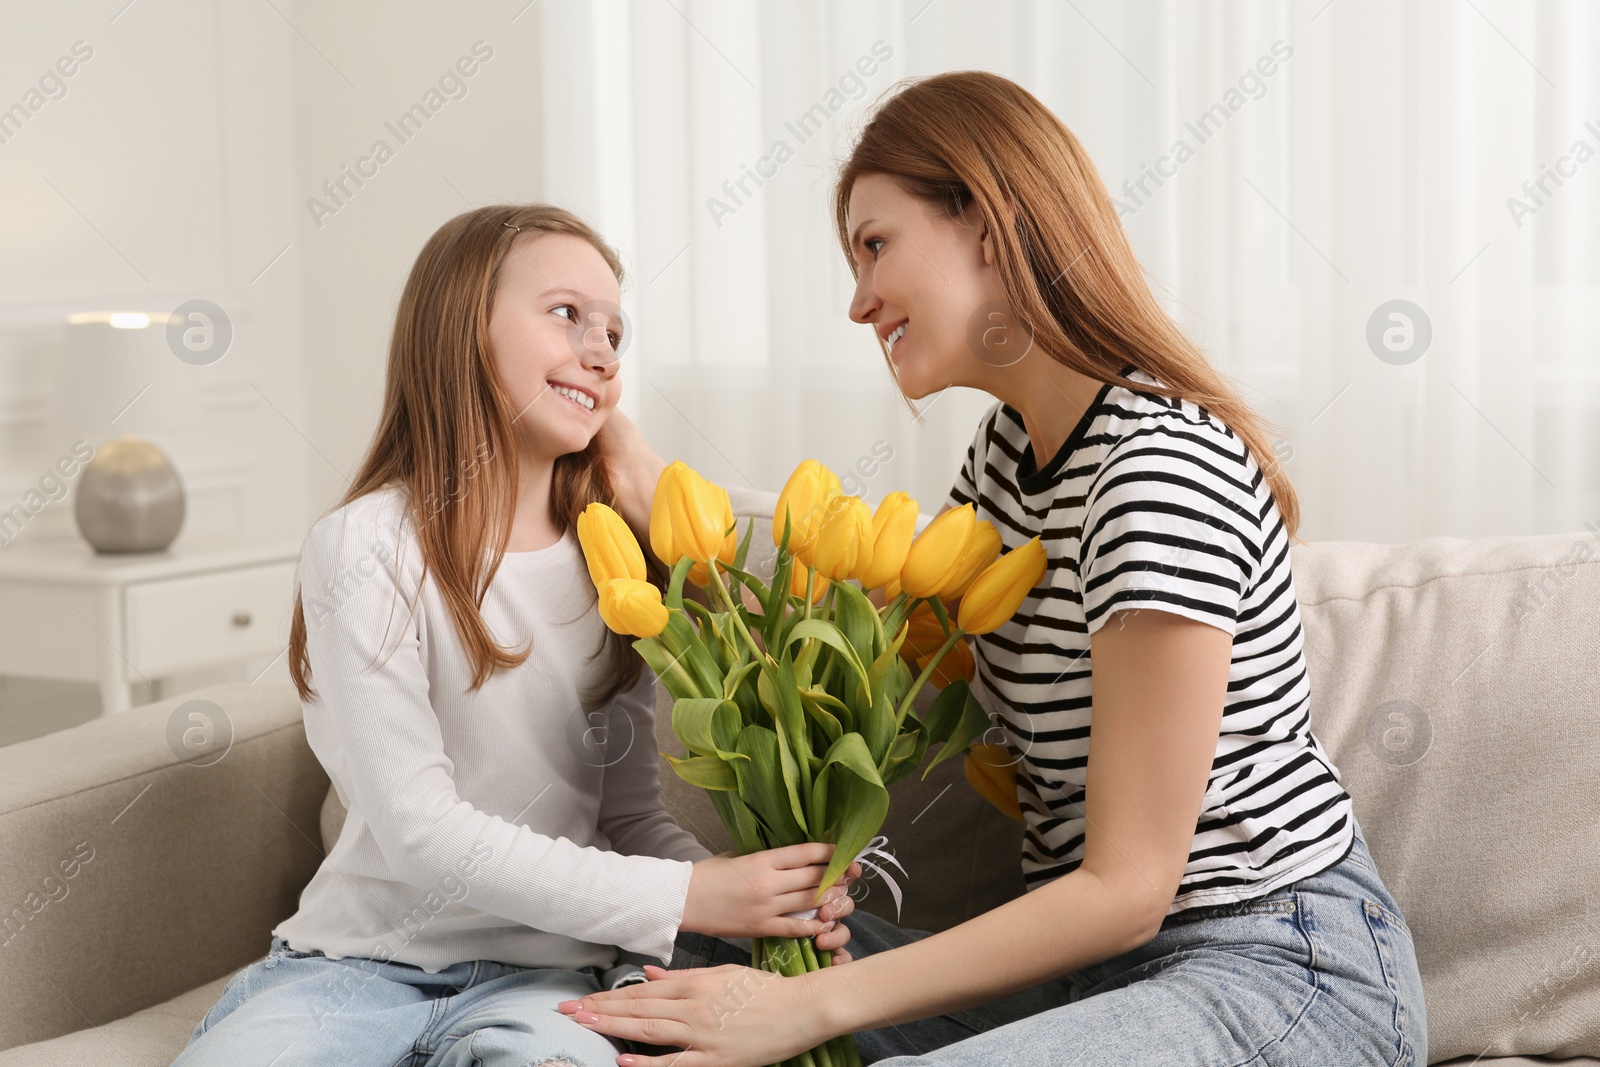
[671,816,1428,1066]
[171,940,669,1066]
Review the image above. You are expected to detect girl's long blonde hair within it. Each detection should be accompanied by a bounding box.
[288,204,664,708]
[834,70,1302,543]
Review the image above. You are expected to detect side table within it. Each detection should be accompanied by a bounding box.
[0,538,303,715]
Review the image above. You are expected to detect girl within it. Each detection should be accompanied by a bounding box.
[560,71,1428,1066]
[171,204,859,1067]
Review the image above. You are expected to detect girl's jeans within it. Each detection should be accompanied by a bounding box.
[171,943,664,1066]
[671,815,1428,1066]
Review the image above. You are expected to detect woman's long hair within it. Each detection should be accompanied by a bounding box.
[834,71,1302,543]
[287,204,664,708]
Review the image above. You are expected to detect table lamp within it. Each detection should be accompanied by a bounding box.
[52,311,204,553]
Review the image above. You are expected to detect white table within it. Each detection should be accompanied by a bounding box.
[0,537,302,715]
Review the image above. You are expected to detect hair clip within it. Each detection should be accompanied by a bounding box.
[502,221,521,234]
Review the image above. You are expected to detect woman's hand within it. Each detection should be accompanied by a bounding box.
[557,963,832,1067]
[682,843,862,949]
[594,406,665,539]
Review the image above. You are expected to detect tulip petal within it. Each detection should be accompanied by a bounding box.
[957,537,1049,635]
[901,503,976,599]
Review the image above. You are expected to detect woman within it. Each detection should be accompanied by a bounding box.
[569,71,1427,1067]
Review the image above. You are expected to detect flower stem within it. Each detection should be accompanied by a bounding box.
[708,562,772,665]
[894,628,964,729]
[797,934,820,972]
[881,590,911,635]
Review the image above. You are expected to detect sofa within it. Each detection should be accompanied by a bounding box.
[3,485,1598,1065]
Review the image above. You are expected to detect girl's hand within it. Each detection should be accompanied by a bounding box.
[682,843,862,944]
[557,963,828,1067]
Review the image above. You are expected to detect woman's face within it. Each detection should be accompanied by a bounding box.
[846,172,1009,400]
[487,231,623,461]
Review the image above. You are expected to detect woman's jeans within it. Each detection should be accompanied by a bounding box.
[171,941,664,1066]
[671,816,1428,1066]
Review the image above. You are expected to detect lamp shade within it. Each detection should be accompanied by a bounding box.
[52,312,204,439]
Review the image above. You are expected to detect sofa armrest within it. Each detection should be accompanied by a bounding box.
[0,682,326,1053]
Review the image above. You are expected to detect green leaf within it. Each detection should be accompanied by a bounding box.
[831,580,884,665]
[881,713,933,786]
[921,678,972,744]
[671,697,747,762]
[658,612,726,700]
[663,752,738,791]
[633,636,701,700]
[808,733,890,896]
[707,788,766,854]
[783,619,870,698]
[729,667,763,724]
[798,689,845,747]
[679,599,730,673]
[723,661,760,703]
[921,682,991,780]
[771,718,810,838]
[855,624,911,764]
[665,555,695,610]
[732,725,806,847]
[722,563,774,615]
[792,635,820,689]
[757,659,814,802]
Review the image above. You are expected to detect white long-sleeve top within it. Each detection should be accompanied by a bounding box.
[273,485,712,974]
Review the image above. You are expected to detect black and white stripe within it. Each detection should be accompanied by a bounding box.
[946,363,1354,913]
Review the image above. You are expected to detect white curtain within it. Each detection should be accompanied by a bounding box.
[540,0,1599,542]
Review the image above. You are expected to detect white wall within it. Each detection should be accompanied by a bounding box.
[0,0,310,549]
[4,0,1597,561]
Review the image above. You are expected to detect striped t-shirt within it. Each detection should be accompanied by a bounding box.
[945,362,1355,915]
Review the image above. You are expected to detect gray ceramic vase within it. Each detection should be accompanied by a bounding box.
[74,437,185,553]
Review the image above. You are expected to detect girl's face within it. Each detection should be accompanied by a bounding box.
[487,231,624,461]
[845,172,1009,400]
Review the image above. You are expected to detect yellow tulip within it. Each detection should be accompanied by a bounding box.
[598,578,669,638]
[857,491,919,589]
[773,459,841,560]
[965,744,1024,821]
[810,495,874,582]
[957,537,1048,635]
[651,461,729,567]
[575,502,646,592]
[670,466,728,564]
[687,484,737,587]
[936,520,1002,600]
[899,503,976,599]
[649,462,685,565]
[789,563,827,603]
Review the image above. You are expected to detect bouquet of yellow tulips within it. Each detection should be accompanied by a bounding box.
[577,459,1046,1067]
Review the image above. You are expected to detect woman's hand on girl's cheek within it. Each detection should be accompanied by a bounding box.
[555,964,828,1067]
[593,407,664,534]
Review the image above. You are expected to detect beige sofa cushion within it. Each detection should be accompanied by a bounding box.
[0,682,328,1054]
[0,973,236,1067]
[1289,530,1600,1062]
